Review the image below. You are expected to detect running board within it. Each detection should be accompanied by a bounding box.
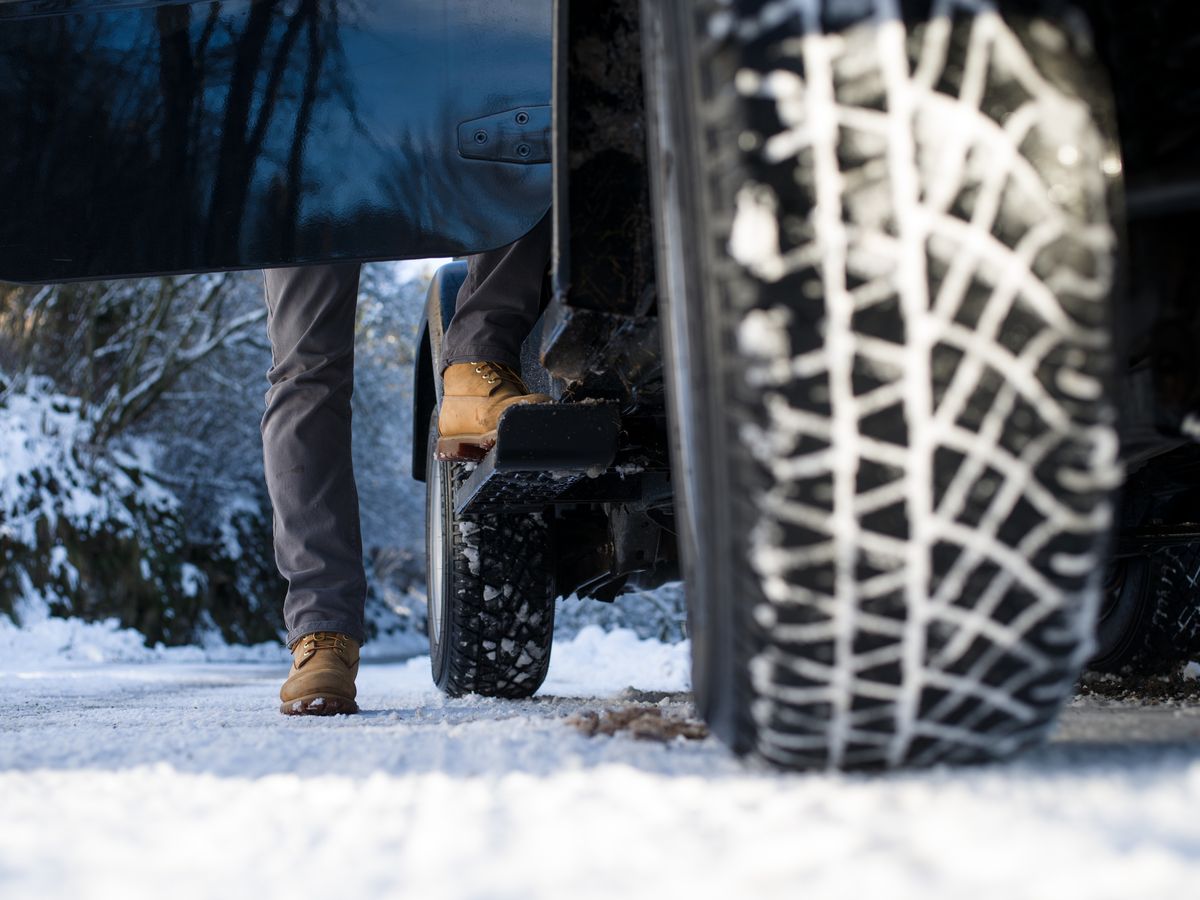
[454,402,630,514]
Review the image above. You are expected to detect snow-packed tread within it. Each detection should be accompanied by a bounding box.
[433,463,556,699]
[657,0,1120,769]
[1146,546,1200,667]
[1092,545,1200,677]
[425,405,557,699]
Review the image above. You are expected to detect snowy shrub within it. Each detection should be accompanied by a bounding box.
[352,263,430,554]
[0,268,290,646]
[0,377,286,645]
[0,266,424,648]
[179,499,287,646]
[555,583,689,644]
[363,545,427,647]
[0,379,194,641]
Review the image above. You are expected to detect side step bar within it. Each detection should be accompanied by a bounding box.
[453,402,662,515]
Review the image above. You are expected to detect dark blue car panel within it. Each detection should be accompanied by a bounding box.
[0,0,551,282]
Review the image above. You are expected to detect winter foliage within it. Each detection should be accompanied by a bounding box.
[0,379,194,640]
[0,264,433,646]
[0,262,685,650]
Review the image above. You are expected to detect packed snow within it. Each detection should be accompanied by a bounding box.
[3,615,1200,900]
[4,263,1197,897]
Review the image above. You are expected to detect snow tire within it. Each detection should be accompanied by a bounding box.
[642,0,1122,768]
[1090,545,1200,676]
[426,410,556,698]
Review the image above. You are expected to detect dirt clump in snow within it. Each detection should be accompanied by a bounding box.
[1077,668,1200,705]
[567,704,709,742]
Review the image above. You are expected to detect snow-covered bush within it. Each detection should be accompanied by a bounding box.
[555,583,688,644]
[0,265,432,648]
[352,262,431,554]
[179,498,287,645]
[0,379,190,639]
[0,270,290,645]
[0,377,288,645]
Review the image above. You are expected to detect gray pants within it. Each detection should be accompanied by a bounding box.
[262,214,550,646]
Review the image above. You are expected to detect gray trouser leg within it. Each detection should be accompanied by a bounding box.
[262,264,367,647]
[442,212,552,370]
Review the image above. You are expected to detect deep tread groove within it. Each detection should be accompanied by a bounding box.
[647,0,1121,769]
[1090,545,1200,676]
[426,413,556,699]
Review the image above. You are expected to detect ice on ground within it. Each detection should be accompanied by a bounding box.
[3,620,1200,900]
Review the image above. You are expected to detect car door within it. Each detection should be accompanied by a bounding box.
[0,0,551,283]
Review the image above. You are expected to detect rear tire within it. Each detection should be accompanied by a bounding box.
[425,410,557,698]
[1090,546,1200,675]
[643,0,1122,768]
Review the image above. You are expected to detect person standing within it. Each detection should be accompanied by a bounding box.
[266,214,551,715]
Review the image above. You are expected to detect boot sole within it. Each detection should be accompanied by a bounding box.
[279,694,359,716]
[435,431,497,462]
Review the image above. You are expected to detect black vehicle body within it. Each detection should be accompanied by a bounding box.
[0,0,554,280]
[6,0,1200,764]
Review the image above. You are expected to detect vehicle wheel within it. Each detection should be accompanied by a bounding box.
[425,409,556,698]
[642,0,1122,768]
[1090,546,1200,675]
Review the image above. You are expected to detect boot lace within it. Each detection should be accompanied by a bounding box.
[474,361,528,392]
[303,632,348,650]
[295,632,352,662]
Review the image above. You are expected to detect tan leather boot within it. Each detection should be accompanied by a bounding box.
[437,361,551,460]
[279,632,360,715]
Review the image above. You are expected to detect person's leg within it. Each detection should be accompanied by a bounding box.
[441,211,552,370]
[436,214,553,460]
[261,264,367,649]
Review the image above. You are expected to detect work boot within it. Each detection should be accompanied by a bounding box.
[279,632,360,715]
[437,361,551,461]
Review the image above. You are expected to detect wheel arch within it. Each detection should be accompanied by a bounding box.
[411,260,468,483]
[412,322,436,483]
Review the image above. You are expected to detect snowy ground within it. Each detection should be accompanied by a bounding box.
[4,624,1200,900]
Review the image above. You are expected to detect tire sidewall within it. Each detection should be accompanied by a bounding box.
[641,0,751,748]
[1090,556,1153,671]
[425,408,454,687]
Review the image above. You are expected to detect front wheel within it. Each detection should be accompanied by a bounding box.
[425,409,557,698]
[643,0,1122,769]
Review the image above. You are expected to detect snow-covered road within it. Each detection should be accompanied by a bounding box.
[4,626,1200,900]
